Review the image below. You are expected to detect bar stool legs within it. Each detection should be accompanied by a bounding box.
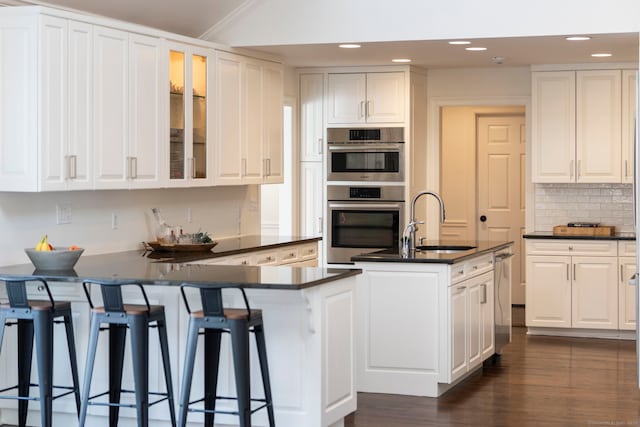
[78,279,176,427]
[177,283,275,427]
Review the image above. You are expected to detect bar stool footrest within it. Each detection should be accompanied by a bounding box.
[0,383,79,401]
[86,388,172,409]
[186,395,271,416]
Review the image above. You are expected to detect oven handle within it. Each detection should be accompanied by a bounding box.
[328,202,404,210]
[328,144,403,152]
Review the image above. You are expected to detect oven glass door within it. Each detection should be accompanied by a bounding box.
[331,150,400,174]
[330,206,400,249]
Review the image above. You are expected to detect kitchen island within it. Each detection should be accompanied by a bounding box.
[0,250,359,427]
[351,240,513,397]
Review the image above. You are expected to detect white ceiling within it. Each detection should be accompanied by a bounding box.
[14,0,639,69]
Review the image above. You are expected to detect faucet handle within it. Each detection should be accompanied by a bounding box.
[419,236,427,246]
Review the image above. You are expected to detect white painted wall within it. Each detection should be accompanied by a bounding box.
[427,66,531,98]
[0,186,260,266]
[209,0,640,47]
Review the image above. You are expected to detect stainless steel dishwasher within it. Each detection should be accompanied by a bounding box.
[494,248,514,355]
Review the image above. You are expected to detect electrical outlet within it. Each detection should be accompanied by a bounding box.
[56,204,72,224]
[111,213,118,230]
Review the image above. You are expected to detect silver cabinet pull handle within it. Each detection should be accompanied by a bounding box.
[629,273,638,287]
[317,138,323,155]
[480,283,487,304]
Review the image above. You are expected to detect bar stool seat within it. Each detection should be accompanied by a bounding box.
[178,283,275,427]
[78,279,176,427]
[0,277,81,427]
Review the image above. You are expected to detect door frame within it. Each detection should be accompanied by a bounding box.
[426,96,534,237]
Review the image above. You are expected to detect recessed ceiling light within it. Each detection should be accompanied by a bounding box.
[566,36,591,41]
[392,58,412,63]
[339,44,361,49]
[465,47,487,51]
[591,53,612,57]
[449,40,471,45]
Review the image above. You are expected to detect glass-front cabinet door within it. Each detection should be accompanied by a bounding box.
[168,43,212,186]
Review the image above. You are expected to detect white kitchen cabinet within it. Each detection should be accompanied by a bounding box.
[448,270,494,384]
[93,28,165,189]
[262,61,284,183]
[525,239,619,330]
[299,162,323,238]
[326,72,405,124]
[575,70,621,183]
[214,51,283,185]
[300,73,324,162]
[167,43,214,187]
[0,14,94,192]
[619,241,637,330]
[622,70,637,184]
[187,241,319,267]
[532,69,628,184]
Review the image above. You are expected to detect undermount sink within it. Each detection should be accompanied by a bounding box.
[415,245,477,253]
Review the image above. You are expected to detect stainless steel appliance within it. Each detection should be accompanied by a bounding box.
[494,248,514,355]
[327,185,405,264]
[327,127,404,182]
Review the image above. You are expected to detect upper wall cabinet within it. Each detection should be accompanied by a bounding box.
[532,69,633,184]
[167,43,214,187]
[214,51,283,185]
[93,28,165,189]
[622,70,637,184]
[326,72,405,124]
[0,14,94,191]
[300,73,324,162]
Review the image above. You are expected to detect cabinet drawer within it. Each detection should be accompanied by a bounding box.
[253,250,278,266]
[618,241,636,257]
[526,239,617,256]
[298,242,318,260]
[278,247,299,264]
[451,253,494,284]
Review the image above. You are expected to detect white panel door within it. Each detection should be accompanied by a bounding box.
[262,62,283,183]
[93,26,129,189]
[326,73,366,124]
[576,70,622,183]
[525,255,572,327]
[365,72,405,123]
[622,69,637,184]
[300,73,324,162]
[39,15,68,191]
[0,16,37,191]
[619,256,637,330]
[214,52,243,184]
[128,33,164,189]
[571,256,618,329]
[531,71,575,183]
[67,20,93,190]
[477,114,526,304]
[449,283,468,383]
[299,162,323,237]
[243,59,263,182]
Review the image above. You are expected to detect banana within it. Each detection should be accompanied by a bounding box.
[35,235,52,251]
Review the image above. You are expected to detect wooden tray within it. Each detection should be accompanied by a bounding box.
[552,226,614,237]
[145,241,218,252]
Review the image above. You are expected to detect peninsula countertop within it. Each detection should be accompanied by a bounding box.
[0,249,360,290]
[351,240,513,264]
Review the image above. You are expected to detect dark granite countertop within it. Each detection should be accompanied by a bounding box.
[144,235,322,263]
[351,240,513,264]
[523,232,636,241]
[0,249,360,290]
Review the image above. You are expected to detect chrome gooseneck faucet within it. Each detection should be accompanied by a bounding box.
[402,191,446,256]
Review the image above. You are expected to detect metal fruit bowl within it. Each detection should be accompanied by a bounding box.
[24,248,84,270]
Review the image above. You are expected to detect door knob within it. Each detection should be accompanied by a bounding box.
[480,215,487,222]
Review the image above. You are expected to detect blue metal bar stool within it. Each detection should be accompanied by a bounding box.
[78,279,176,427]
[0,277,81,427]
[178,283,275,427]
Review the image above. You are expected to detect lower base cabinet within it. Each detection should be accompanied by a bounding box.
[525,239,636,335]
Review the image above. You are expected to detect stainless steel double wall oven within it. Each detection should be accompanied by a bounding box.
[326,127,406,264]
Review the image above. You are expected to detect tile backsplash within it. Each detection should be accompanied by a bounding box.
[534,183,634,232]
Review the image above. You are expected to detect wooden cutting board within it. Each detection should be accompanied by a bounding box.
[553,225,615,236]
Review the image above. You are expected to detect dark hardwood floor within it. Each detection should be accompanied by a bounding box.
[346,326,640,427]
